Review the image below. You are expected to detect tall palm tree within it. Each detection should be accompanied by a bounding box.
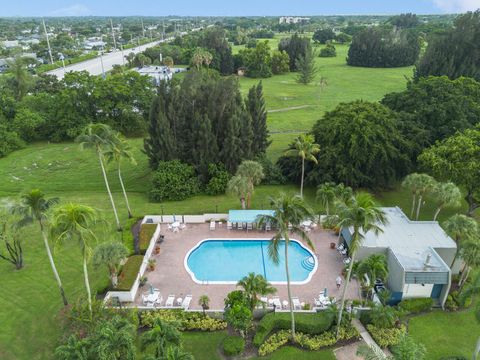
[285,134,320,198]
[12,189,68,306]
[336,192,387,337]
[316,182,336,216]
[237,272,276,311]
[402,173,436,220]
[92,242,128,288]
[459,239,480,287]
[7,56,32,100]
[103,133,136,218]
[443,214,478,268]
[236,160,265,208]
[257,193,315,338]
[432,182,462,221]
[227,175,251,209]
[91,316,136,360]
[356,254,388,284]
[402,173,422,219]
[51,203,98,313]
[141,318,181,359]
[76,123,121,230]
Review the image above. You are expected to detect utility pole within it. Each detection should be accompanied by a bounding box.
[162,20,165,41]
[141,18,145,38]
[42,18,54,64]
[110,18,117,50]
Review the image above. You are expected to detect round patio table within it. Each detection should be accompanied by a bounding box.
[176,297,183,306]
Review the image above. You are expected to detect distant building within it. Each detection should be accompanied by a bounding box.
[279,16,310,24]
[2,40,19,49]
[340,207,457,308]
[136,65,173,84]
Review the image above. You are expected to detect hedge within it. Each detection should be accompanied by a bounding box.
[121,217,142,255]
[398,298,434,314]
[253,312,335,347]
[116,255,144,290]
[223,335,245,356]
[139,223,157,252]
[140,310,227,331]
[366,324,406,348]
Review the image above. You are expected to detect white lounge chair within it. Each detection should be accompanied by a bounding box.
[165,294,175,307]
[180,223,186,230]
[292,297,301,310]
[272,296,281,308]
[265,223,271,231]
[247,223,253,231]
[258,296,268,308]
[210,221,215,231]
[142,294,150,306]
[227,221,232,230]
[182,295,192,309]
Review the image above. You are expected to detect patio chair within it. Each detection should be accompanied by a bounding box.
[288,223,292,231]
[292,297,301,310]
[272,296,281,308]
[210,221,215,231]
[165,294,175,307]
[282,300,289,310]
[227,221,232,230]
[182,295,192,309]
[141,294,150,306]
[265,223,271,231]
[154,296,163,307]
[247,223,253,231]
[180,223,186,230]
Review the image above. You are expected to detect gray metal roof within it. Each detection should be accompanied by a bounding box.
[388,246,450,273]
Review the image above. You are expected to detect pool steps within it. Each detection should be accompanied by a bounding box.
[301,256,315,271]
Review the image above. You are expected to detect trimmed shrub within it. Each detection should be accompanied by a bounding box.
[140,310,227,331]
[150,160,200,202]
[398,298,434,314]
[139,223,157,252]
[366,324,406,348]
[319,44,336,57]
[223,335,245,356]
[253,312,334,347]
[116,255,144,290]
[258,330,290,356]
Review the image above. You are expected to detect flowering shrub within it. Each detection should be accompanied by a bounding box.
[140,310,226,331]
[366,324,406,348]
[258,330,290,356]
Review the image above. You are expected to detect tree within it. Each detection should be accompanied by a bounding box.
[163,346,194,360]
[356,254,388,284]
[271,50,290,74]
[391,333,426,359]
[104,133,136,218]
[402,173,423,219]
[409,173,436,220]
[51,203,98,314]
[285,134,320,197]
[316,182,337,216]
[246,82,270,155]
[442,214,478,268]
[388,13,420,28]
[431,182,462,221]
[190,113,218,182]
[150,160,200,202]
[55,335,89,360]
[237,273,276,311]
[236,161,265,208]
[90,316,136,360]
[13,189,68,306]
[416,10,480,81]
[335,192,387,337]
[319,44,336,57]
[227,175,251,210]
[309,101,411,188]
[0,211,23,269]
[459,272,480,359]
[190,47,213,69]
[198,295,210,316]
[163,56,174,68]
[141,318,181,358]
[92,242,128,288]
[257,193,315,339]
[278,33,311,71]
[313,28,336,44]
[419,127,480,217]
[238,40,272,78]
[296,47,317,85]
[459,239,480,287]
[6,56,33,100]
[76,123,121,230]
[224,301,252,338]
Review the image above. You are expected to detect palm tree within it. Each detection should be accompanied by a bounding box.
[285,134,320,198]
[91,316,136,360]
[92,242,128,288]
[141,318,181,358]
[237,272,276,311]
[402,173,421,219]
[336,192,387,337]
[12,189,68,306]
[431,182,462,221]
[356,254,388,286]
[76,123,121,230]
[459,239,480,287]
[357,342,392,360]
[51,203,98,313]
[198,295,210,316]
[227,175,251,209]
[459,272,480,359]
[316,182,337,216]
[474,302,480,360]
[236,160,265,208]
[104,133,136,218]
[443,214,478,268]
[164,346,194,360]
[257,193,315,338]
[7,56,32,100]
[55,335,89,360]
[402,173,436,220]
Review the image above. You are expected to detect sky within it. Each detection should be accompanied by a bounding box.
[2,0,480,17]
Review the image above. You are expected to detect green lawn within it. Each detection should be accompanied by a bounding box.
[408,308,480,359]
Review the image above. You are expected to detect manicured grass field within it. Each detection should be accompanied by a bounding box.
[408,307,480,359]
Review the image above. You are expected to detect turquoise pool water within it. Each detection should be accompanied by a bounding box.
[185,239,317,284]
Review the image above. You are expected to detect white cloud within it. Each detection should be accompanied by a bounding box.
[433,0,480,12]
[50,4,90,16]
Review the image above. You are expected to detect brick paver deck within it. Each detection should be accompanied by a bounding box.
[136,223,360,310]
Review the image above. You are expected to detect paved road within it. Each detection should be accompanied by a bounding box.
[46,38,174,80]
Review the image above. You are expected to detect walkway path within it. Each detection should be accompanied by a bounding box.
[351,318,392,357]
[267,105,312,113]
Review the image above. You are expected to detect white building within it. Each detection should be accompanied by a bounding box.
[279,16,310,24]
[136,65,173,84]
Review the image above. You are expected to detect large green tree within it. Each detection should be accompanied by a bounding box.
[92,242,128,289]
[296,46,317,85]
[246,82,270,155]
[237,273,276,311]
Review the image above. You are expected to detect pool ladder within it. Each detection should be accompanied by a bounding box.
[301,256,315,271]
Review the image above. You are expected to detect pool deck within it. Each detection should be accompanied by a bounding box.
[135,223,361,310]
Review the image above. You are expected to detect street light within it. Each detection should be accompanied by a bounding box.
[58,53,66,74]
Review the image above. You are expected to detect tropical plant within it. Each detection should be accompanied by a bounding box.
[6,56,33,100]
[55,334,89,360]
[224,302,252,338]
[76,123,121,230]
[403,173,436,220]
[227,175,251,209]
[257,193,315,338]
[459,239,480,287]
[391,333,427,360]
[431,182,462,221]
[12,189,67,305]
[92,242,128,288]
[356,254,389,284]
[163,346,194,360]
[51,203,98,313]
[0,212,23,269]
[199,295,210,315]
[141,318,181,358]
[296,46,318,84]
[236,160,265,208]
[104,132,136,218]
[474,302,480,360]
[237,273,276,311]
[285,134,320,197]
[316,182,336,216]
[443,214,478,268]
[89,316,136,360]
[335,192,387,337]
[370,304,400,329]
[356,342,392,360]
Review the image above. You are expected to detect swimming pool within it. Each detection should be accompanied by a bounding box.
[184,239,317,285]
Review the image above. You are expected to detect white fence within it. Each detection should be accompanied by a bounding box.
[142,214,229,224]
[104,223,161,303]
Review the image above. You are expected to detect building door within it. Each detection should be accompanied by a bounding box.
[431,284,443,299]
